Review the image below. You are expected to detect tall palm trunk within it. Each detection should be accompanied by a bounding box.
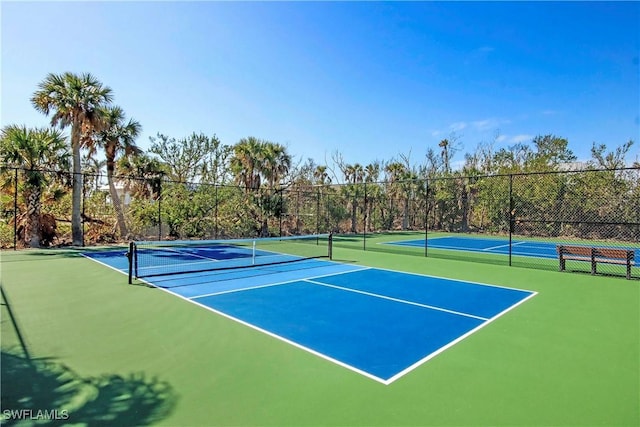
[71,124,83,246]
[106,154,128,239]
[25,186,42,248]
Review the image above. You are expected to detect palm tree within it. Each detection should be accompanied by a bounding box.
[384,162,404,228]
[31,72,113,246]
[400,170,418,230]
[343,163,364,233]
[364,162,380,183]
[91,106,142,239]
[1,125,69,247]
[117,153,166,199]
[262,142,292,189]
[230,138,295,236]
[312,165,332,232]
[261,142,292,236]
[364,162,380,231]
[313,165,331,186]
[230,137,265,192]
[82,155,105,194]
[384,162,417,229]
[439,139,451,174]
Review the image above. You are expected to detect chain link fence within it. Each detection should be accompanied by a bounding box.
[2,166,638,279]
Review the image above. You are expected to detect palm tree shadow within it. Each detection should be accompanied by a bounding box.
[1,349,177,426]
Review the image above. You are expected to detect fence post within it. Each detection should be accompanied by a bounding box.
[214,184,219,239]
[316,188,320,236]
[82,177,86,247]
[363,181,367,250]
[13,168,18,250]
[424,178,429,257]
[158,180,162,241]
[509,174,514,267]
[295,189,300,235]
[279,189,284,238]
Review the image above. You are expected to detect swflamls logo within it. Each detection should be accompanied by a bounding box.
[2,409,70,421]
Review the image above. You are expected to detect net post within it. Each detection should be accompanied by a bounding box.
[328,232,333,260]
[127,241,135,284]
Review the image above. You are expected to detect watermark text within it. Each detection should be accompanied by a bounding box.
[2,409,69,421]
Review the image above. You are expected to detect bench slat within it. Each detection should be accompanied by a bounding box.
[594,248,634,261]
[557,245,592,256]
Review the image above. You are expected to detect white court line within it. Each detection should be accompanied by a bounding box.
[188,267,372,300]
[180,293,390,384]
[483,241,527,251]
[303,279,489,321]
[83,251,538,386]
[81,255,391,384]
[382,237,557,259]
[355,263,536,294]
[384,290,538,384]
[80,251,129,275]
[379,236,449,246]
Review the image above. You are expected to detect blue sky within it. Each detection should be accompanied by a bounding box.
[2,1,639,171]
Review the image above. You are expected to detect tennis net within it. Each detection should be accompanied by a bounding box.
[127,234,332,283]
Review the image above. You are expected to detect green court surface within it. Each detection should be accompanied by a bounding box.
[1,238,638,426]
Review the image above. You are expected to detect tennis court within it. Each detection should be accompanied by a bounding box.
[385,235,640,263]
[85,237,535,384]
[3,240,638,425]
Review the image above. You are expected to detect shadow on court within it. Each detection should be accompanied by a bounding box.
[1,350,177,426]
[1,286,177,426]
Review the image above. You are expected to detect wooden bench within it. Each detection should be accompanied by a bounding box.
[557,245,635,280]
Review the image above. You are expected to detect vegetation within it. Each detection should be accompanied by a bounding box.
[90,106,142,239]
[31,72,113,245]
[0,72,638,248]
[1,125,69,247]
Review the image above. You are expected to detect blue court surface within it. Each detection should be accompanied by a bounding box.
[84,248,536,384]
[386,235,640,263]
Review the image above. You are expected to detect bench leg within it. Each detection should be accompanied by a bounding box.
[559,257,565,272]
[627,263,631,280]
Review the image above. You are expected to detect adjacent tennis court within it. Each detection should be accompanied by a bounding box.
[385,235,640,263]
[85,237,535,384]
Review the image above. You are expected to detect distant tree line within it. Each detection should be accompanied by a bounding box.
[1,72,638,247]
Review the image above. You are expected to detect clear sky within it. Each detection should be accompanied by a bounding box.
[2,1,639,170]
